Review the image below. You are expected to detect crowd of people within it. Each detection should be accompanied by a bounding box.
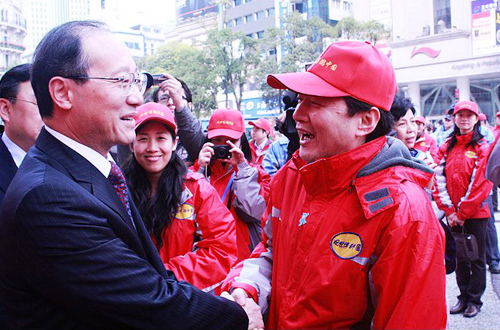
[0,19,499,329]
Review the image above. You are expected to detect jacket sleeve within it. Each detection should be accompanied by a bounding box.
[175,106,207,163]
[433,144,456,216]
[262,143,281,176]
[165,179,238,293]
[222,203,274,313]
[232,161,271,223]
[371,190,447,329]
[9,182,248,330]
[456,142,493,220]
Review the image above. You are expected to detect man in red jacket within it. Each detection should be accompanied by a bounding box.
[414,115,438,161]
[222,40,447,329]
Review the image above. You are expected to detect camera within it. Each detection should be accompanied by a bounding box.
[212,145,231,159]
[151,74,167,85]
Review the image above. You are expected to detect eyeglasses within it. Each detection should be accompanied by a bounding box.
[9,97,38,106]
[65,72,148,96]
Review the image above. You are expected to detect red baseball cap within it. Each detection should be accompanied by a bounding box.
[496,112,500,118]
[453,100,479,116]
[267,41,397,111]
[249,118,272,133]
[134,102,177,134]
[478,113,487,121]
[208,108,245,140]
[415,116,426,124]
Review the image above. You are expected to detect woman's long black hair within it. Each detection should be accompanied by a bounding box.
[446,121,483,153]
[123,126,187,248]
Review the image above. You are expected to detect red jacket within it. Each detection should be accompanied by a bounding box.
[223,137,447,329]
[433,132,492,220]
[155,172,238,293]
[249,139,272,165]
[414,131,438,161]
[193,160,271,261]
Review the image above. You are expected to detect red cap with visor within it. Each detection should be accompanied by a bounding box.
[266,40,397,111]
[207,108,246,140]
[134,102,177,134]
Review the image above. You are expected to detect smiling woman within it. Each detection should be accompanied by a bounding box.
[123,102,239,294]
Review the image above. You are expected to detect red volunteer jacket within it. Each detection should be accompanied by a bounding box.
[433,132,492,220]
[193,160,270,261]
[249,139,272,165]
[414,131,438,161]
[155,172,238,293]
[223,137,447,329]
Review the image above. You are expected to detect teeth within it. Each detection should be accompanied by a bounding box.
[301,133,314,141]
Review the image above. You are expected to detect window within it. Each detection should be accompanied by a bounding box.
[234,0,242,6]
[434,0,451,33]
[256,31,264,39]
[256,11,265,20]
[267,8,275,17]
[235,17,243,26]
[144,27,151,32]
[245,14,254,23]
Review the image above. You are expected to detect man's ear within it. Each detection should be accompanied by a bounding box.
[356,107,380,138]
[48,77,73,110]
[0,98,12,123]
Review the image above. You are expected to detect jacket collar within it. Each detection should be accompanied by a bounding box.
[293,137,386,196]
[456,131,473,145]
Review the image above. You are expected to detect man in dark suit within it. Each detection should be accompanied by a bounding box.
[0,63,43,207]
[0,64,43,329]
[0,20,258,329]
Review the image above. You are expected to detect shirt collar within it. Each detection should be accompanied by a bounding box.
[2,132,27,167]
[44,126,113,177]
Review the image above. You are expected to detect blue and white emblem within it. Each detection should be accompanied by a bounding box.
[299,213,309,226]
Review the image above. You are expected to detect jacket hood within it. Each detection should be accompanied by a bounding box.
[358,136,434,178]
[294,136,433,197]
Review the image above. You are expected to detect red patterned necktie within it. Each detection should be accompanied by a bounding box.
[108,161,135,228]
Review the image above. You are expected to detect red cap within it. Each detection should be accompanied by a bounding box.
[249,118,272,133]
[134,102,177,134]
[267,41,397,111]
[415,116,426,124]
[453,100,479,116]
[208,108,245,140]
[478,113,487,121]
[496,112,500,117]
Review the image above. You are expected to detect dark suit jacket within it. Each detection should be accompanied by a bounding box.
[0,135,18,208]
[0,135,15,329]
[0,128,248,329]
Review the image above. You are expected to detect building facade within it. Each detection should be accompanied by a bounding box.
[380,0,500,121]
[0,0,27,74]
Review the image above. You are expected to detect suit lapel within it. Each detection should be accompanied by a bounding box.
[36,129,137,232]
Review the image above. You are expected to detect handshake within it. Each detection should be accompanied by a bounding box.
[221,289,264,330]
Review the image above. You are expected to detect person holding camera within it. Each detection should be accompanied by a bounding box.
[433,100,493,318]
[123,102,238,295]
[195,108,271,261]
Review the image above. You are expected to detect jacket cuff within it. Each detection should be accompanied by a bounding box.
[230,282,259,304]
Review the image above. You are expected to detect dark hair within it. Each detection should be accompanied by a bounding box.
[152,77,192,103]
[446,121,483,153]
[123,126,187,248]
[344,96,394,142]
[31,20,109,118]
[0,64,31,102]
[389,95,416,122]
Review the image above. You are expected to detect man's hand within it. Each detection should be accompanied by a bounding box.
[158,73,188,112]
[230,288,264,330]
